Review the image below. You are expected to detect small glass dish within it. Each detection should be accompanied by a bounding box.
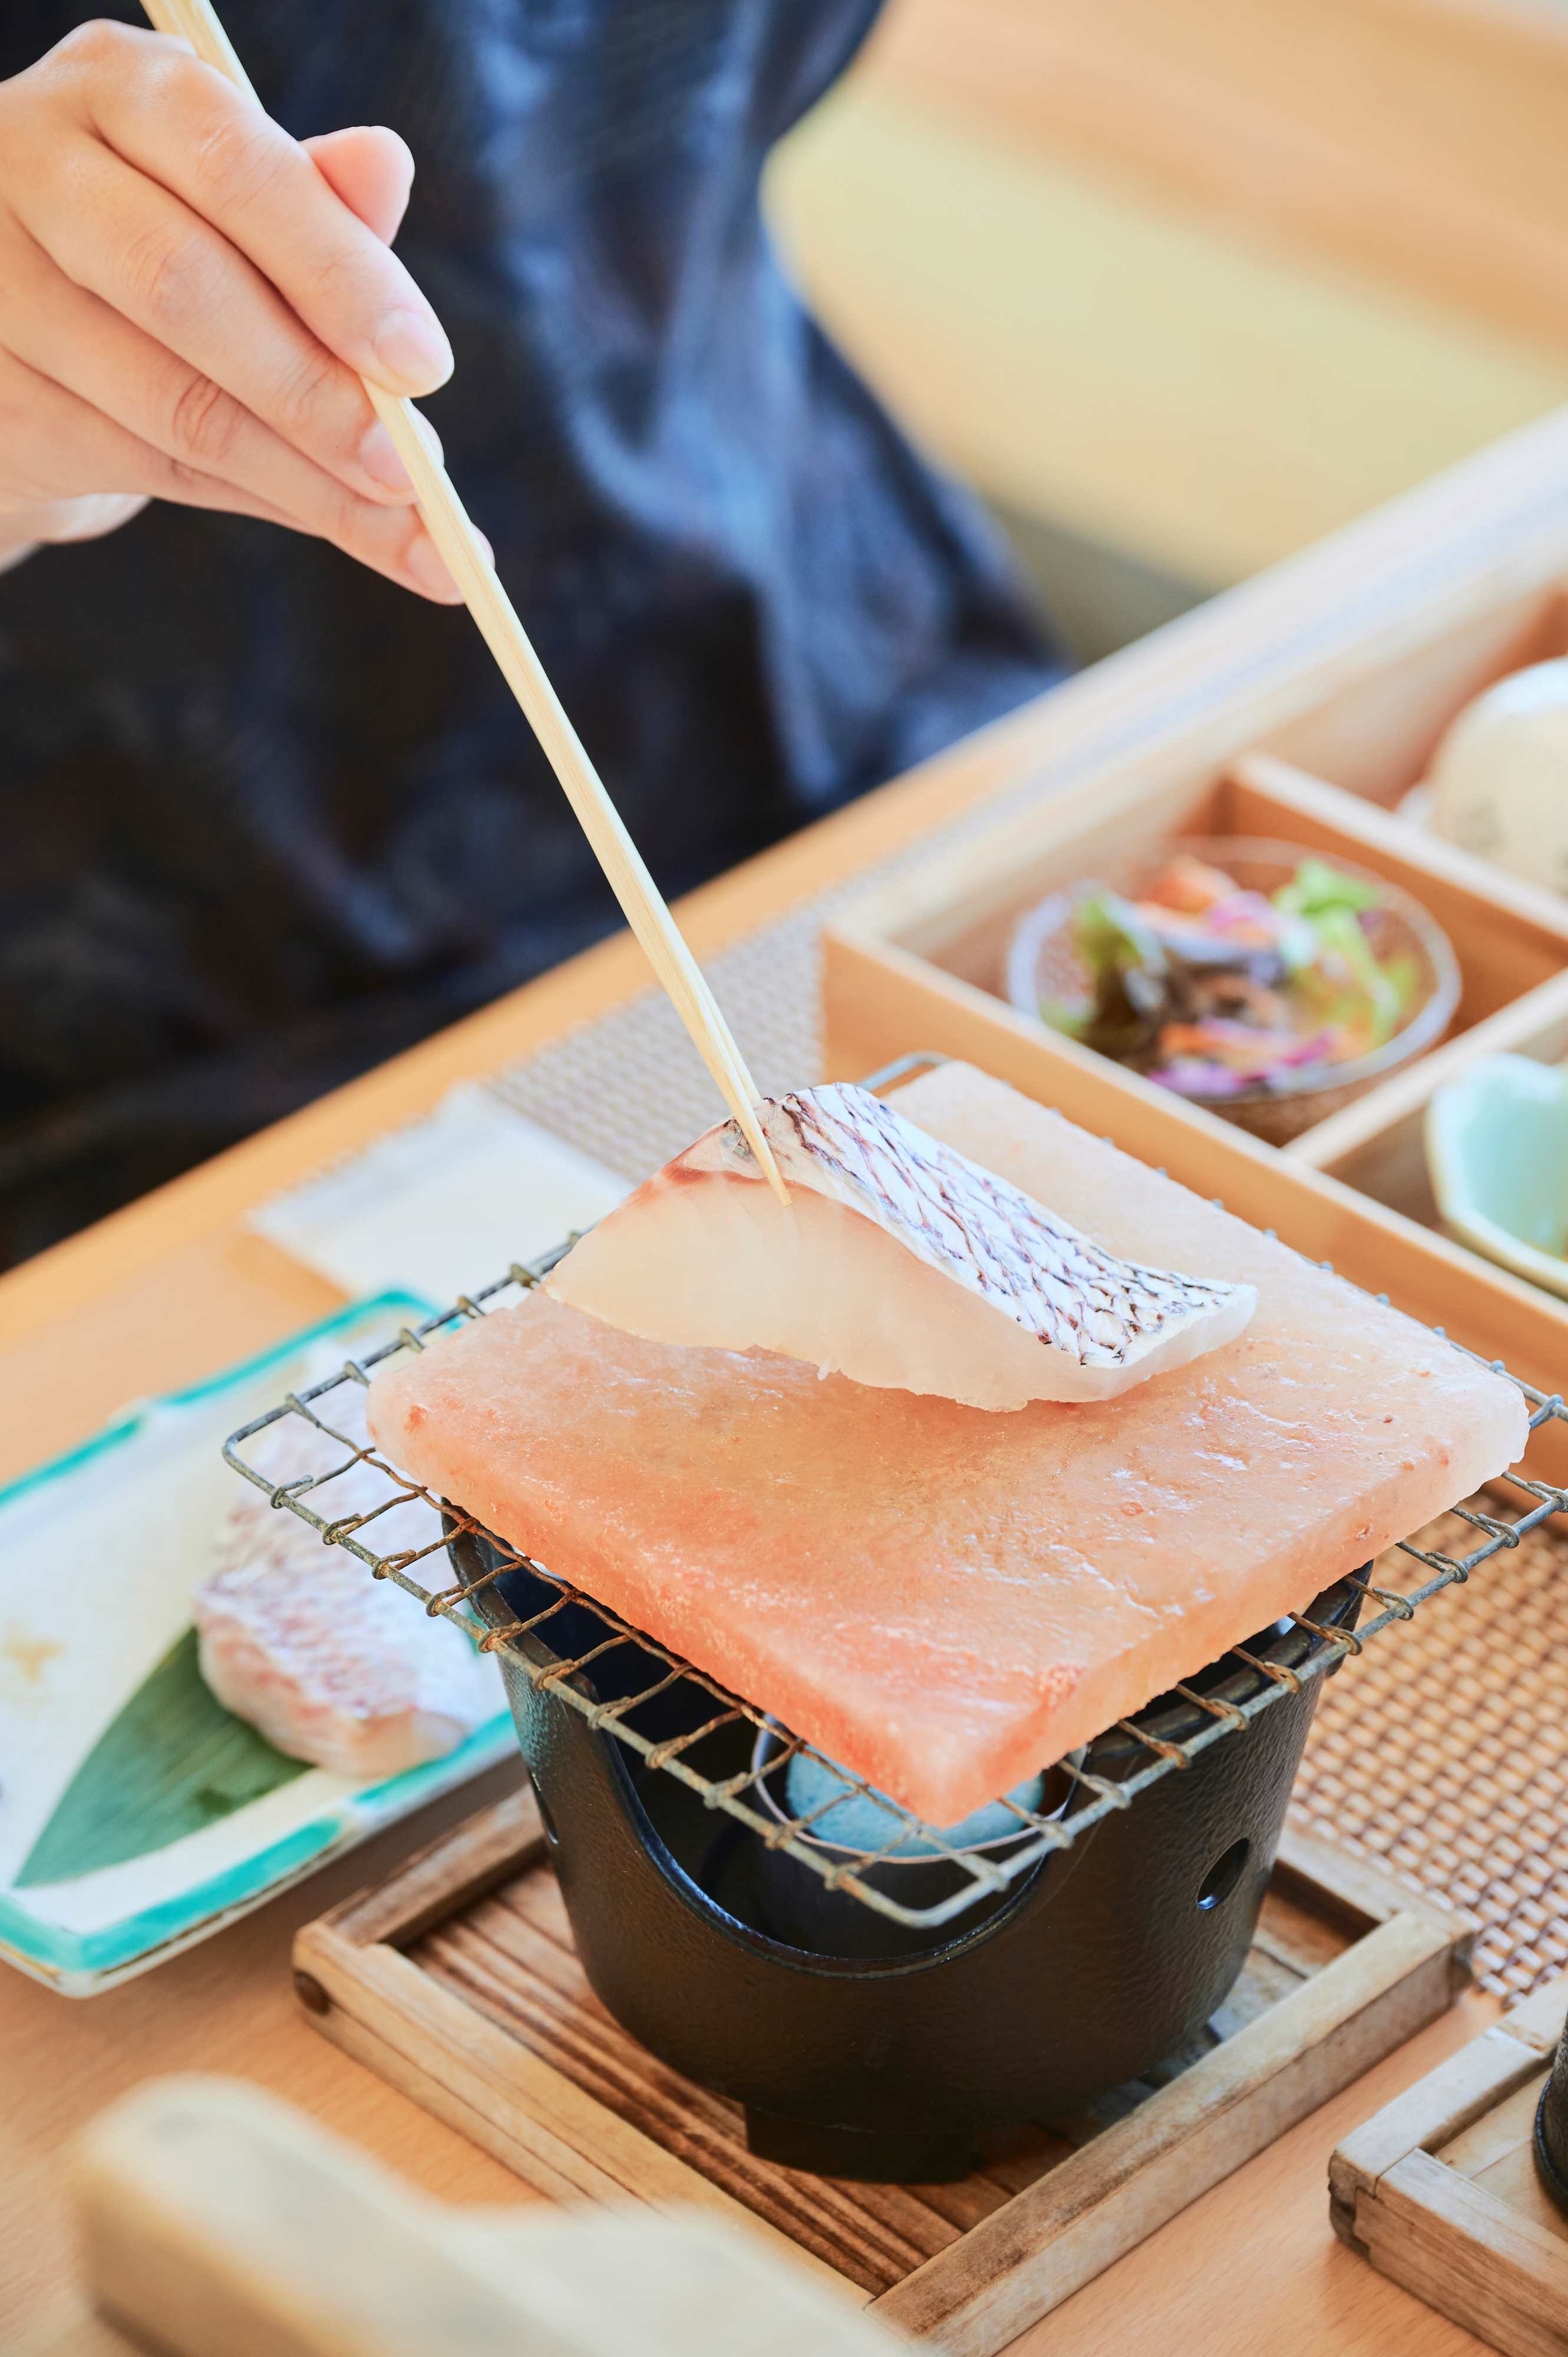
[1004,835,1461,1147]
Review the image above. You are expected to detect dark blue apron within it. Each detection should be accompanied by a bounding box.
[0,2,1061,1261]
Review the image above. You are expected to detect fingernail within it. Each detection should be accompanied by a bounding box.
[358,420,412,494]
[373,305,454,391]
[407,532,461,600]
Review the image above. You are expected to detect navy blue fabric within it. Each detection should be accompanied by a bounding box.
[0,2,1062,1262]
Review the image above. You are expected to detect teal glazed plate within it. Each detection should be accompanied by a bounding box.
[0,1294,511,1996]
[1425,1054,1568,1303]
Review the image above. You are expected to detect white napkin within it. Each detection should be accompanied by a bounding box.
[250,1083,631,1304]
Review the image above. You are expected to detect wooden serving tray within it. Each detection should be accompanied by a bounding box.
[295,1781,1471,2357]
[1331,1969,1568,2357]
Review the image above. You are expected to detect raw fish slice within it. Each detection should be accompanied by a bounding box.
[367,1064,1529,1824]
[198,1378,497,1782]
[547,1081,1256,1409]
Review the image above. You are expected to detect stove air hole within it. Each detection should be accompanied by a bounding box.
[1197,1838,1249,1912]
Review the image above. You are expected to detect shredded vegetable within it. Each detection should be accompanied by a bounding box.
[1042,851,1421,1101]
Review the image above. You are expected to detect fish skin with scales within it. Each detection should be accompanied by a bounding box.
[546,1078,1257,1409]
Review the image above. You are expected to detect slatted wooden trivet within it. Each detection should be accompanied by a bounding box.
[295,1784,1473,2356]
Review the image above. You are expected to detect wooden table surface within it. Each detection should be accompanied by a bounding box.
[12,417,1566,2352]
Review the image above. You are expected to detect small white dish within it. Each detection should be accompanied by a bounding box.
[0,1293,511,1996]
[1425,1055,1568,1302]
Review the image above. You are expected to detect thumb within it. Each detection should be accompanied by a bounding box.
[303,125,415,245]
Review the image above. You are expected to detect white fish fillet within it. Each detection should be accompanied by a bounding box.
[197,1373,497,1781]
[547,1082,1257,1409]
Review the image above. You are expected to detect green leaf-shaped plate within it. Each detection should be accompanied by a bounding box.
[0,1291,512,1996]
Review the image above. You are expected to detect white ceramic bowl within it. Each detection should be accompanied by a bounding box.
[1424,659,1568,899]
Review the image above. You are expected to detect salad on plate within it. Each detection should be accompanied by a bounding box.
[1043,850,1422,1101]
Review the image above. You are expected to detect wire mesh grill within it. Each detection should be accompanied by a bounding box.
[222,1064,1568,1933]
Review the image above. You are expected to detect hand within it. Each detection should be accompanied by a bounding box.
[0,20,468,599]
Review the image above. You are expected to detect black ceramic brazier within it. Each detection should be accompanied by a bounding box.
[460,1527,1363,2184]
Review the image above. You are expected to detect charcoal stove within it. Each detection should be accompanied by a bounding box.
[223,1063,1568,2183]
[460,1526,1363,2180]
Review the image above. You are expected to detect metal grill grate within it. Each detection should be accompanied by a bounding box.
[223,1068,1568,1933]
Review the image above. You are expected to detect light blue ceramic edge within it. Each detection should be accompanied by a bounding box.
[352,1709,513,1810]
[0,1820,343,1976]
[0,1714,514,1982]
[0,1288,499,1990]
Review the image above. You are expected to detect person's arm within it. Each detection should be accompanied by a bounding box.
[0,18,464,599]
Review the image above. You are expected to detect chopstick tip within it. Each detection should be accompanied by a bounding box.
[742,1108,790,1206]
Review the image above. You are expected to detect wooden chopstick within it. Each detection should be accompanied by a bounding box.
[139,0,790,1204]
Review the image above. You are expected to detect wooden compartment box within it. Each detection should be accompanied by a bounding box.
[913,754,1568,1080]
[1330,1969,1568,2357]
[823,529,1568,1420]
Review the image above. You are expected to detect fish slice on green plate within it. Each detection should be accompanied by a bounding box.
[0,1293,510,1996]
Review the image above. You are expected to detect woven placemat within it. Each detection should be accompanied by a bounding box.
[488,911,824,1179]
[1297,1505,1568,2001]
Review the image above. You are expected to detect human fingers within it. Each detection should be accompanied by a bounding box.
[6,27,438,504]
[302,125,414,246]
[58,23,452,392]
[2,216,425,535]
[0,344,462,599]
